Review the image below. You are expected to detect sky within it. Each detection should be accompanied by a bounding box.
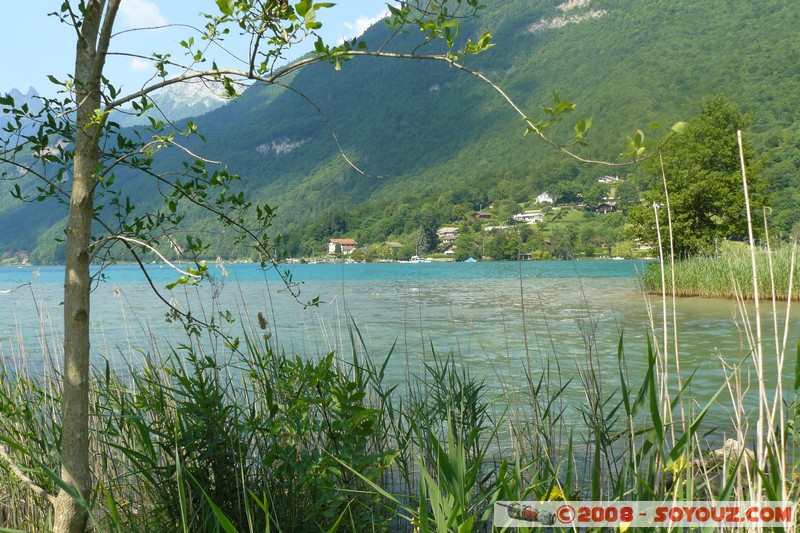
[0,0,394,97]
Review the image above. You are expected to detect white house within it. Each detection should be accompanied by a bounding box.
[536,192,554,204]
[598,175,624,184]
[328,238,358,254]
[512,211,544,224]
[436,226,459,244]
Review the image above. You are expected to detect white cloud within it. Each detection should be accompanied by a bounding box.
[118,0,168,29]
[130,57,150,71]
[339,12,387,43]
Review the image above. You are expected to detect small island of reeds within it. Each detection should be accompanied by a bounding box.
[642,241,800,300]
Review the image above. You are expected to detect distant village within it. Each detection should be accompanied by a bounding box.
[1,175,644,266]
[316,175,645,263]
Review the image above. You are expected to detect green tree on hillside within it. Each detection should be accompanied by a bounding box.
[628,94,766,257]
[484,228,522,260]
[454,228,481,261]
[614,179,640,211]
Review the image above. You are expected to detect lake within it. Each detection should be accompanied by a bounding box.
[1,260,795,431]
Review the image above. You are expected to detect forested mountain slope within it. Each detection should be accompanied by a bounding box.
[2,0,799,261]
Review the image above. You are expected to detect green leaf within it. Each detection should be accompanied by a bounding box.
[574,115,592,139]
[296,0,310,18]
[794,341,800,392]
[633,129,644,147]
[222,76,237,97]
[215,0,234,16]
[670,121,688,134]
[304,6,317,25]
[102,483,124,533]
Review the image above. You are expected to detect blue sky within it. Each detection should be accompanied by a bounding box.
[0,1,394,97]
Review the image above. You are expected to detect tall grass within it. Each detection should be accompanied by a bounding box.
[642,241,800,300]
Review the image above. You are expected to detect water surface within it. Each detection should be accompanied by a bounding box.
[1,260,795,432]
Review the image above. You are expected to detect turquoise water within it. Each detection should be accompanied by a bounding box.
[0,259,644,284]
[1,260,796,430]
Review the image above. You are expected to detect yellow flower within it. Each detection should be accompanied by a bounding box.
[664,455,688,475]
[541,485,566,501]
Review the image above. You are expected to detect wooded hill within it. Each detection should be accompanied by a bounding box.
[2,0,799,262]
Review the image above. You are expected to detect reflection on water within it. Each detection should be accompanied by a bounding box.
[1,261,796,433]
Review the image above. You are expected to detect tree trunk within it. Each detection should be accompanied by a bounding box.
[54,1,119,531]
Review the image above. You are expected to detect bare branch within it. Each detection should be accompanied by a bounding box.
[105,47,650,168]
[341,50,637,166]
[98,235,202,278]
[0,445,57,506]
[165,139,222,165]
[272,81,380,178]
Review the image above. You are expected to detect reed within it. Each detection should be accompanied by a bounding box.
[641,242,800,300]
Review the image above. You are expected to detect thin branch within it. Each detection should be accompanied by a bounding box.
[272,80,379,178]
[112,239,270,360]
[97,137,221,184]
[99,235,201,278]
[62,2,83,42]
[0,445,57,506]
[342,50,639,166]
[0,165,70,201]
[105,68,250,110]
[165,139,222,165]
[111,22,198,40]
[99,29,670,167]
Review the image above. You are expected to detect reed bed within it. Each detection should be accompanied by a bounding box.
[642,243,800,300]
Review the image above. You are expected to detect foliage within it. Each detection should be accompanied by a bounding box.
[628,94,767,257]
[1,334,395,531]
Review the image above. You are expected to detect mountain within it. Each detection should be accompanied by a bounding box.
[0,87,42,132]
[2,0,799,262]
[115,81,230,127]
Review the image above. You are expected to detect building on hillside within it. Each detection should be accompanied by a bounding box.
[436,227,459,244]
[536,192,554,204]
[472,211,492,220]
[385,241,403,250]
[512,211,544,224]
[598,175,624,184]
[596,202,617,214]
[328,238,358,254]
